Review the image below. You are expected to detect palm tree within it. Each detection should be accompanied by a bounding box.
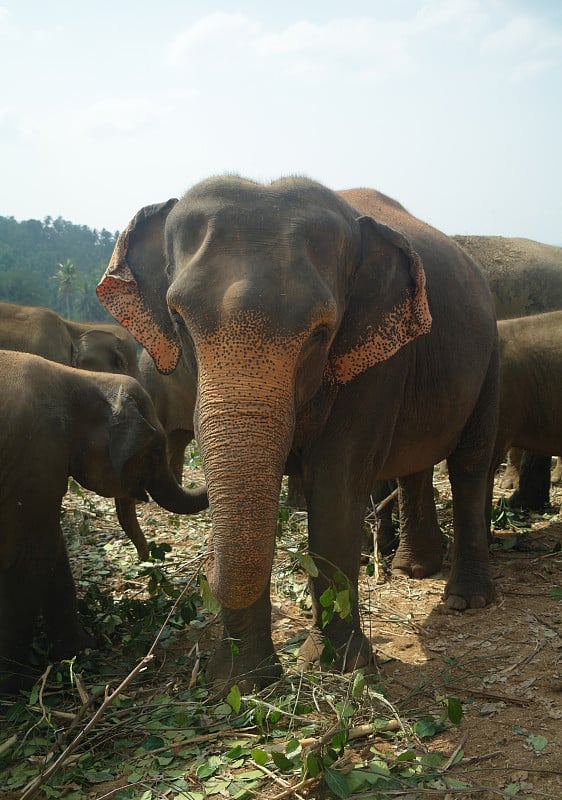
[53,259,76,319]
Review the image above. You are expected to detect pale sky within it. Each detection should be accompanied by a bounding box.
[1,1,561,244]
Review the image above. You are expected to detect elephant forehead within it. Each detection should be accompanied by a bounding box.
[220,279,255,317]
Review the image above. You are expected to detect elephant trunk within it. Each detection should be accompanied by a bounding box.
[146,462,208,515]
[197,373,295,610]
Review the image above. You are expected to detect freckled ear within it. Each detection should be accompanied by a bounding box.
[96,199,181,374]
[325,216,432,385]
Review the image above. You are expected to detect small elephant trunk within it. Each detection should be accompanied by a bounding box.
[146,466,208,515]
[197,376,295,610]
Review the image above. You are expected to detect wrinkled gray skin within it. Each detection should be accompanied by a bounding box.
[456,235,562,503]
[0,351,207,692]
[115,349,198,561]
[97,177,499,692]
[488,311,562,512]
[375,236,562,556]
[0,300,157,556]
[0,300,141,380]
[452,236,562,319]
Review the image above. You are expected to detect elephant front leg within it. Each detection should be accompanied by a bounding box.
[42,527,95,659]
[444,355,498,610]
[205,582,282,693]
[392,469,444,577]
[115,496,150,561]
[0,565,39,692]
[297,473,374,673]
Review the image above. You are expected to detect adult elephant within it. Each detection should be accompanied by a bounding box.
[455,235,562,505]
[97,176,499,691]
[0,350,208,692]
[0,300,140,379]
[452,236,562,319]
[373,236,562,554]
[489,311,562,511]
[115,349,197,561]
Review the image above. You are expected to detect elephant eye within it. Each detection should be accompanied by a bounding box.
[113,353,127,371]
[309,324,331,347]
[170,308,187,332]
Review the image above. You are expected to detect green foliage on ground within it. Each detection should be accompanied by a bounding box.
[1,476,558,799]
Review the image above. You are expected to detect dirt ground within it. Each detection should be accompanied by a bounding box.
[2,464,560,800]
[267,470,562,799]
[366,477,562,799]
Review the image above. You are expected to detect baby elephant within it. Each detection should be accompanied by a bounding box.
[0,350,207,691]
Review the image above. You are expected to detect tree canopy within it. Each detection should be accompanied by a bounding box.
[0,215,118,320]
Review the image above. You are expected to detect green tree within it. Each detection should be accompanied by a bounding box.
[53,259,77,319]
[0,215,117,316]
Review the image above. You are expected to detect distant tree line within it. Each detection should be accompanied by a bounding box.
[0,215,118,321]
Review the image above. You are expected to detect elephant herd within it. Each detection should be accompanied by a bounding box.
[0,176,561,694]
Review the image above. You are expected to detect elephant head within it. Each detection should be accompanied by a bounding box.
[97,176,431,609]
[70,374,207,516]
[69,323,141,380]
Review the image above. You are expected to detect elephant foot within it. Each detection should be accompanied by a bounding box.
[297,625,374,673]
[443,565,496,610]
[391,540,443,579]
[499,464,519,490]
[205,637,282,695]
[50,625,96,660]
[509,488,549,511]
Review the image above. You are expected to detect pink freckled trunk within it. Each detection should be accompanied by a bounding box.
[197,376,295,609]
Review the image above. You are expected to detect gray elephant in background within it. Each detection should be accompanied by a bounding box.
[368,236,562,555]
[489,311,562,511]
[453,236,562,504]
[387,310,562,575]
[452,236,562,318]
[0,350,208,693]
[0,300,140,379]
[115,349,197,561]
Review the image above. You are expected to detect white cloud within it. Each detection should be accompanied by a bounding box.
[167,12,262,66]
[72,96,162,137]
[414,0,487,35]
[482,13,562,55]
[481,13,562,81]
[167,12,416,83]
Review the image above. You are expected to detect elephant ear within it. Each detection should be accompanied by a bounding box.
[325,216,432,385]
[108,385,159,494]
[96,199,180,374]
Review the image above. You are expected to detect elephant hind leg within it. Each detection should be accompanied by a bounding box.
[499,447,523,490]
[510,453,552,510]
[391,469,444,578]
[444,348,498,610]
